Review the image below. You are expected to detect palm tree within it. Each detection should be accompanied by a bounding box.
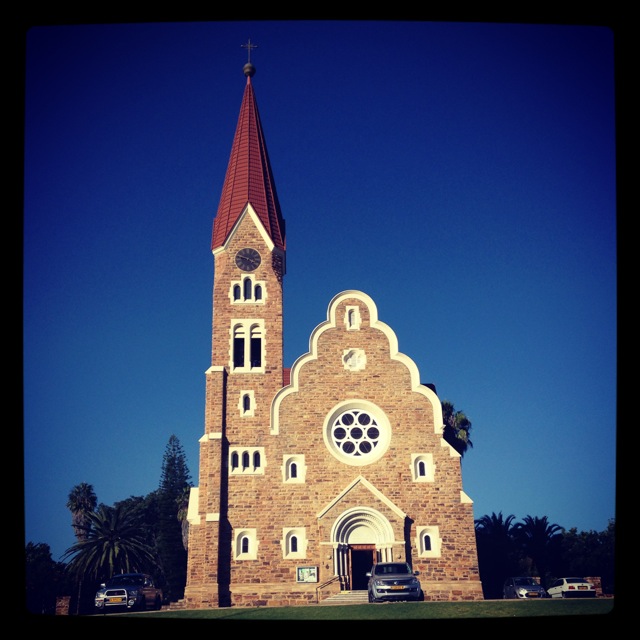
[475,511,517,541]
[474,512,518,598]
[62,502,159,585]
[66,483,97,613]
[66,483,97,541]
[512,515,564,586]
[442,400,473,457]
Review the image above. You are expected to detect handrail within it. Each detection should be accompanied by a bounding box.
[316,575,340,604]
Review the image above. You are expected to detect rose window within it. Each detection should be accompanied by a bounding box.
[331,410,381,458]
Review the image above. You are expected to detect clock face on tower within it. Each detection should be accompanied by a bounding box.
[235,247,261,271]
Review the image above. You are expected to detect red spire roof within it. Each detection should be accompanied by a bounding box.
[211,66,286,251]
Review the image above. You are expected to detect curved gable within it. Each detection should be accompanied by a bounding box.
[271,290,443,435]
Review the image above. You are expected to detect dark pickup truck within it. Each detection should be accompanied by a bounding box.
[95,573,163,612]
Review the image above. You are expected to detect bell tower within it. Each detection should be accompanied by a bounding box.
[210,47,286,426]
[184,46,286,607]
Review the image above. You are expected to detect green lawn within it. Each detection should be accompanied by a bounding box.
[108,598,615,621]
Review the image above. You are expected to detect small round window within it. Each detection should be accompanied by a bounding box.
[325,402,390,465]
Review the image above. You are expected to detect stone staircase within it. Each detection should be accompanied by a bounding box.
[318,590,369,605]
[166,590,370,609]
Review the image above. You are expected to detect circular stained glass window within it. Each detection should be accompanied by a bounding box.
[325,404,390,465]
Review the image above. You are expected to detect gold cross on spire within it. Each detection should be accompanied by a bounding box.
[241,39,258,63]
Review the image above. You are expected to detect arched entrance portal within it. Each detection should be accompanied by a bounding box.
[331,507,395,590]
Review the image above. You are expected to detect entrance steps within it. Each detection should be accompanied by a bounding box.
[318,590,369,605]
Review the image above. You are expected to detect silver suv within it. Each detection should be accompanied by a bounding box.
[366,562,423,602]
[95,573,163,612]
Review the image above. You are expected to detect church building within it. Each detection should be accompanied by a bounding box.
[183,56,484,608]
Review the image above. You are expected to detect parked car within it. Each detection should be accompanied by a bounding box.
[547,577,596,599]
[366,562,423,602]
[95,573,163,612]
[503,576,548,599]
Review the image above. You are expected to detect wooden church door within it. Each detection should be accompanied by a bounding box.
[349,544,376,590]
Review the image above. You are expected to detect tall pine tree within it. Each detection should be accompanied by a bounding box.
[156,435,192,601]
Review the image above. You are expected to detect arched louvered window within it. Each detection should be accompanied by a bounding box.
[253,451,261,469]
[231,322,264,371]
[231,451,239,470]
[242,451,250,469]
[233,284,241,301]
[254,284,262,300]
[250,324,262,367]
[243,278,252,300]
[233,325,246,368]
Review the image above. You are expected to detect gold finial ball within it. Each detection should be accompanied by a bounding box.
[243,62,256,77]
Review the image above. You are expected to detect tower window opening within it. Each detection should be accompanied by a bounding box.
[233,325,246,368]
[250,325,262,367]
[231,321,264,372]
[230,277,266,304]
[243,278,252,300]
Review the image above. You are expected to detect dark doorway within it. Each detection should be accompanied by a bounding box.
[350,546,375,590]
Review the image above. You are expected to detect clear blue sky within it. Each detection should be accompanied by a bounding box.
[23,20,617,562]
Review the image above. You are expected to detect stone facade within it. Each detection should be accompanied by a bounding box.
[184,275,484,606]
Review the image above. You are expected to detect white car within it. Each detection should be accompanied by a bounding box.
[547,577,596,599]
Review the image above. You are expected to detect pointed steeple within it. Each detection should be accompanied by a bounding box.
[211,59,286,251]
